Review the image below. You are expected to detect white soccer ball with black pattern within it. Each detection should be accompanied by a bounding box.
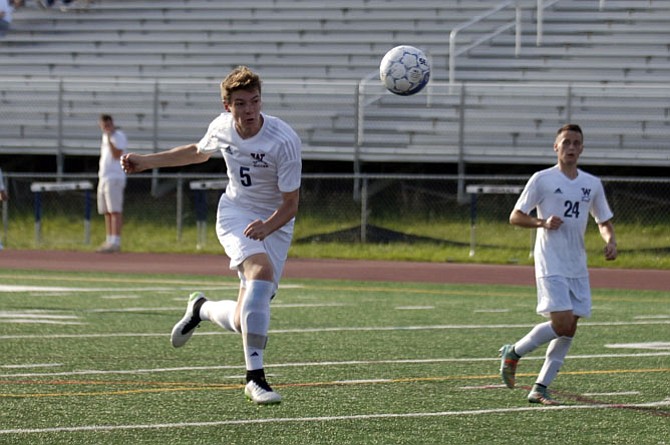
[379,45,431,96]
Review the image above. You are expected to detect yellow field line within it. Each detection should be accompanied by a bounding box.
[1,368,667,399]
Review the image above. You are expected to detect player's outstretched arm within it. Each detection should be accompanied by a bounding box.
[121,144,211,174]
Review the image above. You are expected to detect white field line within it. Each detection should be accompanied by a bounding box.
[0,311,84,325]
[605,342,670,350]
[1,352,668,379]
[0,363,63,369]
[582,391,641,396]
[0,285,226,293]
[2,320,86,325]
[0,311,78,319]
[86,303,346,313]
[0,319,669,340]
[272,319,670,333]
[1,399,669,435]
[100,295,141,300]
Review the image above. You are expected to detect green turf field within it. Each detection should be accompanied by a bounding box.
[0,270,668,444]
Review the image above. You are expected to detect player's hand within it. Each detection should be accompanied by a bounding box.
[243,219,270,241]
[0,190,8,201]
[604,241,617,261]
[120,153,143,174]
[543,215,563,230]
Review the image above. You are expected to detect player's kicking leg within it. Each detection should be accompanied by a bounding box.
[170,292,207,348]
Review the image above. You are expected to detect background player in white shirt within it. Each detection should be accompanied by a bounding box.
[96,114,128,253]
[121,66,302,405]
[499,124,617,405]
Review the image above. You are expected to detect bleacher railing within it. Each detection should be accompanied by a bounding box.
[1,78,669,176]
[448,0,563,88]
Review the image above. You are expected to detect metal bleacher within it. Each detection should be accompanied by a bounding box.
[1,0,669,169]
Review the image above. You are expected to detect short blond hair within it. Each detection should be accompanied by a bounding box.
[220,66,262,104]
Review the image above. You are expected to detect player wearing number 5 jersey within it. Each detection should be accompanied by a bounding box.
[121,66,301,405]
[498,124,617,405]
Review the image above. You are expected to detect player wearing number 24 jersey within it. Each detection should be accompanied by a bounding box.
[121,66,301,405]
[516,164,613,280]
[498,124,617,406]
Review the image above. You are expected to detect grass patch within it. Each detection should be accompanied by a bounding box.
[3,210,670,269]
[0,270,668,444]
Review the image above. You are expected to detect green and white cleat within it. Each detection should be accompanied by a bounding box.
[498,344,519,389]
[528,384,561,405]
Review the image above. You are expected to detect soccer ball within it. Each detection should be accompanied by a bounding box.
[379,45,431,96]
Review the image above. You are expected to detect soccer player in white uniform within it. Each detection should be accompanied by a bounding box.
[96,114,128,253]
[121,66,302,404]
[499,124,617,405]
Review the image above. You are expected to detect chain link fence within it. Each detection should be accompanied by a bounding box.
[1,172,669,262]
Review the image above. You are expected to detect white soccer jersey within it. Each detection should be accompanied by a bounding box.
[515,165,613,279]
[197,112,302,217]
[98,129,128,180]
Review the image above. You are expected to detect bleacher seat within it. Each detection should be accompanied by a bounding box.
[1,0,669,167]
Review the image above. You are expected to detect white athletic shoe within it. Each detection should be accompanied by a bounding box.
[245,379,282,405]
[170,292,206,348]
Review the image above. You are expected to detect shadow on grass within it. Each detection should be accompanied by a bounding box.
[296,224,470,246]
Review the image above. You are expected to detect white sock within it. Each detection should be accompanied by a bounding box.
[110,235,121,246]
[514,321,558,357]
[241,280,274,371]
[536,336,573,387]
[200,300,239,333]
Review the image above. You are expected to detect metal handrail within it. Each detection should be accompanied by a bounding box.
[449,0,515,87]
[449,0,563,87]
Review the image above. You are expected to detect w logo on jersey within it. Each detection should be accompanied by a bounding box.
[250,152,269,168]
[581,187,592,202]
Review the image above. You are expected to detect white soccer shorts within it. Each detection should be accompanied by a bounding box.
[536,275,592,318]
[97,177,126,214]
[215,202,294,292]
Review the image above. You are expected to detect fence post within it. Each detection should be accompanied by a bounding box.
[1,177,8,247]
[57,79,64,178]
[457,84,467,204]
[84,189,91,244]
[34,191,42,245]
[176,176,183,242]
[360,177,368,243]
[354,83,364,202]
[151,80,160,197]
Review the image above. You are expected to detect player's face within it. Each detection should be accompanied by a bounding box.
[224,89,262,139]
[554,130,583,165]
[99,119,114,134]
